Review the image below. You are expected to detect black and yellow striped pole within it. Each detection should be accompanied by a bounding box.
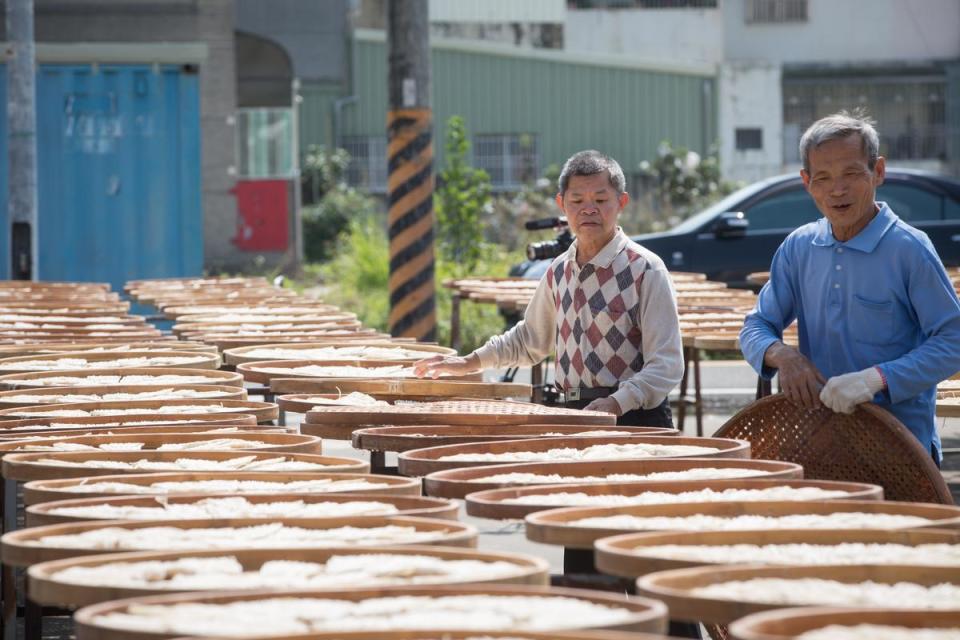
[386,0,435,341]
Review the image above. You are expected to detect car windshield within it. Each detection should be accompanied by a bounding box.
[665,177,788,234]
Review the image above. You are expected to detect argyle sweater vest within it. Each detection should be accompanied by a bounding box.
[546,244,650,391]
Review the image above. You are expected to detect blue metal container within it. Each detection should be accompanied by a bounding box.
[0,63,202,290]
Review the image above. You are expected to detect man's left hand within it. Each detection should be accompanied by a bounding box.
[583,396,623,416]
[819,367,886,414]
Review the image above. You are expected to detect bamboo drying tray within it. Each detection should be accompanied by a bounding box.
[29,544,549,608]
[0,398,279,423]
[166,632,665,640]
[637,564,960,625]
[425,458,804,499]
[0,431,322,456]
[271,378,532,401]
[465,479,883,521]
[0,424,284,442]
[72,584,668,640]
[24,471,420,505]
[26,492,459,526]
[730,607,960,640]
[0,350,220,373]
[175,311,357,324]
[0,367,244,389]
[238,359,481,385]
[0,341,218,359]
[177,322,363,341]
[203,330,390,351]
[936,389,960,417]
[0,413,260,439]
[398,435,751,477]
[593,528,960,579]
[0,383,246,408]
[162,303,341,319]
[223,341,456,366]
[354,424,677,454]
[2,450,367,481]
[525,499,960,550]
[2,515,479,567]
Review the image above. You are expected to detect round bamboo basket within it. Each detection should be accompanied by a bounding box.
[2,515,479,567]
[0,431,322,456]
[203,331,391,351]
[0,398,279,423]
[0,424,284,442]
[730,607,960,640]
[0,350,220,374]
[238,359,481,385]
[162,303,341,319]
[525,499,960,549]
[0,341,218,359]
[399,435,751,477]
[0,383,246,408]
[465,479,883,521]
[594,528,960,579]
[2,450,367,481]
[0,367,244,390]
[425,458,804,499]
[175,311,357,324]
[0,413,259,439]
[270,378,532,401]
[177,322,363,341]
[24,471,421,505]
[29,544,549,608]
[354,424,678,454]
[169,632,664,640]
[638,564,960,625]
[223,341,455,366]
[72,584,668,640]
[26,492,458,526]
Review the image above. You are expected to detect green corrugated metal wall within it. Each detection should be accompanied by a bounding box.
[301,34,717,179]
[298,81,343,155]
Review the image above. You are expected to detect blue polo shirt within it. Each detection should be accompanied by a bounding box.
[740,202,960,458]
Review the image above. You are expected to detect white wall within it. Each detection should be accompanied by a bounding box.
[724,0,960,63]
[565,8,724,65]
[719,62,784,183]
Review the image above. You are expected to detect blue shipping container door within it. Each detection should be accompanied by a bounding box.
[0,64,202,288]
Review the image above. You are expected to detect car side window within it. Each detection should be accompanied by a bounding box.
[877,183,942,222]
[742,188,821,231]
[944,195,960,220]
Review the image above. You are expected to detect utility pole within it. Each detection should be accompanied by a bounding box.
[386,0,435,341]
[6,0,38,280]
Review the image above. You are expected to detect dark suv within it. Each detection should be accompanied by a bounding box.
[516,169,960,288]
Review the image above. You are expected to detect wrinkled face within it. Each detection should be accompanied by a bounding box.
[801,134,885,239]
[556,172,629,249]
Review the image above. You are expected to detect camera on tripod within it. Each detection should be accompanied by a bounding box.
[525,216,572,261]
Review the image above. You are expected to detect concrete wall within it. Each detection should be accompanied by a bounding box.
[718,62,783,183]
[565,7,723,66]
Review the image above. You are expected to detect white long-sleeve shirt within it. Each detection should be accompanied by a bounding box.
[474,229,683,412]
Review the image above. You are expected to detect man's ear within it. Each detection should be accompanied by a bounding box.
[873,156,886,187]
[618,192,630,210]
[555,193,564,211]
[800,169,811,190]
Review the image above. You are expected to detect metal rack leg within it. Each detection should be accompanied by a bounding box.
[25,597,41,640]
[676,345,692,432]
[692,347,703,437]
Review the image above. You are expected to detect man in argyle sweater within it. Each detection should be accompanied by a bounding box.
[414,150,683,427]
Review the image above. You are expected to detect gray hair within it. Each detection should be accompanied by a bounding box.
[799,110,880,174]
[558,150,627,195]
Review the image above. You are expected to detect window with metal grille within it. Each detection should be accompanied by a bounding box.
[473,134,540,191]
[745,0,807,23]
[735,128,764,150]
[235,108,297,179]
[341,136,388,193]
[782,76,948,164]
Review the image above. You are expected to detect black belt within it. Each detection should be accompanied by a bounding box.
[562,386,618,403]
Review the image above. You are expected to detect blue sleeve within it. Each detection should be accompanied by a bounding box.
[740,240,799,379]
[878,251,960,403]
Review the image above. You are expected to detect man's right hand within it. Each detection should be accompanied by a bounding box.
[763,342,826,409]
[412,353,482,379]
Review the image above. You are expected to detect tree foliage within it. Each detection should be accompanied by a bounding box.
[639,141,738,222]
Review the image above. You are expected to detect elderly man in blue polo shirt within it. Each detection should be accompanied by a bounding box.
[740,111,960,464]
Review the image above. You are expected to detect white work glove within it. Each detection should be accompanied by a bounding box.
[819,367,886,414]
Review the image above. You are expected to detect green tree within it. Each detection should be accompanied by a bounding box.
[639,141,739,223]
[434,116,492,277]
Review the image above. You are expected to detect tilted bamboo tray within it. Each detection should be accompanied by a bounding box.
[238,359,481,385]
[224,341,456,366]
[2,450,367,481]
[0,383,246,408]
[2,515,479,568]
[170,632,664,640]
[0,398,279,423]
[729,607,960,640]
[0,431,322,457]
[0,350,220,373]
[177,322,364,341]
[398,435,751,477]
[525,499,960,550]
[203,330,390,351]
[0,413,260,439]
[271,377,532,401]
[936,389,960,417]
[637,564,960,625]
[425,458,804,500]
[0,341,218,359]
[175,311,358,324]
[162,303,342,320]
[593,528,960,579]
[0,367,244,390]
[28,544,549,608]
[26,492,459,526]
[24,471,420,505]
[0,423,284,443]
[354,424,677,454]
[72,584,668,640]
[465,478,883,521]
